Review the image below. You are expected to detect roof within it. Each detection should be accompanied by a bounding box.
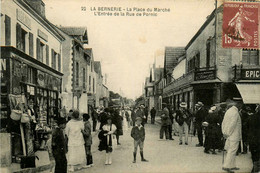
[85,48,92,57]
[164,47,185,73]
[59,27,87,36]
[94,61,102,74]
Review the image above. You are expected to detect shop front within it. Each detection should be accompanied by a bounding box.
[1,47,62,171]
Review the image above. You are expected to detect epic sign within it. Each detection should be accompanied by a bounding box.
[241,69,260,80]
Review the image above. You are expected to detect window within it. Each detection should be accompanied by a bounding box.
[83,68,86,89]
[39,42,44,62]
[51,49,57,69]
[5,15,11,46]
[17,23,27,52]
[93,78,95,93]
[57,54,61,72]
[195,52,200,69]
[242,49,259,66]
[89,76,91,91]
[21,29,27,52]
[75,62,79,86]
[206,42,210,68]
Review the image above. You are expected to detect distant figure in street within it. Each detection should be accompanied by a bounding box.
[131,117,148,163]
[176,102,191,145]
[248,104,260,173]
[159,103,170,140]
[131,108,137,126]
[52,117,67,173]
[125,109,131,128]
[82,113,93,168]
[168,105,174,140]
[112,109,123,145]
[144,106,149,123]
[99,108,109,130]
[222,98,243,173]
[98,115,117,165]
[65,110,86,172]
[136,106,146,126]
[92,107,98,132]
[150,107,156,124]
[194,102,207,147]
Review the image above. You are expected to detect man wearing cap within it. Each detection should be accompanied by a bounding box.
[222,98,243,173]
[176,102,191,145]
[194,102,207,147]
[159,103,171,140]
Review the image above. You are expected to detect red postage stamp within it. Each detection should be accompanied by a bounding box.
[222,2,259,49]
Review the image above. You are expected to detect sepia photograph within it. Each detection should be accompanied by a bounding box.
[0,0,259,172]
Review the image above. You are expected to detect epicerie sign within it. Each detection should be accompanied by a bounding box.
[241,69,260,80]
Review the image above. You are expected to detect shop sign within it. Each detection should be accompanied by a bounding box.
[241,69,260,80]
[0,59,7,80]
[37,70,46,87]
[195,70,216,81]
[16,9,31,29]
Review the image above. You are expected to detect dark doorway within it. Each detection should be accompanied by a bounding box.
[195,89,214,109]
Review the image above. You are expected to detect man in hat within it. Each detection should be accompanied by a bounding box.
[194,102,207,147]
[222,98,243,173]
[52,117,67,173]
[159,103,171,140]
[176,102,191,145]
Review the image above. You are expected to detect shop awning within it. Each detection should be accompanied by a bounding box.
[235,83,260,104]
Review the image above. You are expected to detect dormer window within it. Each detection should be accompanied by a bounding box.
[83,31,88,44]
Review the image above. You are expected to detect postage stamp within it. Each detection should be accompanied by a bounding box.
[222,2,259,49]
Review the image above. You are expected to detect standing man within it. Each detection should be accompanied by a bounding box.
[168,105,174,140]
[144,106,149,123]
[222,98,243,173]
[150,107,156,124]
[131,107,137,126]
[176,102,191,145]
[160,103,170,140]
[194,102,207,147]
[91,107,98,132]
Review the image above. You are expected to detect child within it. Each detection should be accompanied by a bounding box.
[82,113,93,168]
[131,117,148,163]
[52,117,67,173]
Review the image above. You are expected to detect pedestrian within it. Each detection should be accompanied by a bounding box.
[222,98,243,173]
[99,108,109,130]
[112,109,123,145]
[52,117,67,173]
[248,104,260,173]
[98,115,117,165]
[67,109,73,121]
[204,106,220,154]
[131,117,148,163]
[65,110,87,172]
[136,106,146,126]
[194,102,207,147]
[125,109,131,128]
[92,107,98,132]
[150,107,156,124]
[159,103,170,140]
[131,108,137,126]
[82,113,93,168]
[168,105,174,140]
[144,106,149,123]
[176,102,191,145]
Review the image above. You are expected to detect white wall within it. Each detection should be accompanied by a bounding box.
[172,58,186,79]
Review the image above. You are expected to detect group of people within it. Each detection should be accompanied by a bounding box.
[156,98,260,173]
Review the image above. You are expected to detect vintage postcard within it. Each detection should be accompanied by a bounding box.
[0,0,259,173]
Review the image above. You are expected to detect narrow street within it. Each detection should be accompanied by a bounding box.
[77,120,252,173]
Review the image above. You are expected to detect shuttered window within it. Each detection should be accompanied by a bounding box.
[51,49,57,69]
[5,15,11,45]
[36,38,40,60]
[83,68,86,89]
[46,45,49,65]
[16,23,22,49]
[29,32,33,57]
[57,54,61,72]
[75,62,79,86]
[242,50,259,65]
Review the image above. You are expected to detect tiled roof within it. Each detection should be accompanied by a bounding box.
[59,27,87,36]
[164,47,185,73]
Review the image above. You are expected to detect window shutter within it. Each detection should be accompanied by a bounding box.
[16,23,22,49]
[51,49,54,68]
[46,45,49,65]
[29,33,34,57]
[36,38,40,60]
[57,53,61,71]
[5,15,11,45]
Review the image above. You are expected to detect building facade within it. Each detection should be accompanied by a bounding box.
[1,0,64,171]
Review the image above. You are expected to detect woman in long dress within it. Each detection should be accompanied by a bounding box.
[65,110,86,171]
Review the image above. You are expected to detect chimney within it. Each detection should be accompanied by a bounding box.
[26,0,45,18]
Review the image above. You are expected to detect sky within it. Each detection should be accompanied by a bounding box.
[44,0,216,99]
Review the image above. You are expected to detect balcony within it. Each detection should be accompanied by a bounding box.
[233,65,260,81]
